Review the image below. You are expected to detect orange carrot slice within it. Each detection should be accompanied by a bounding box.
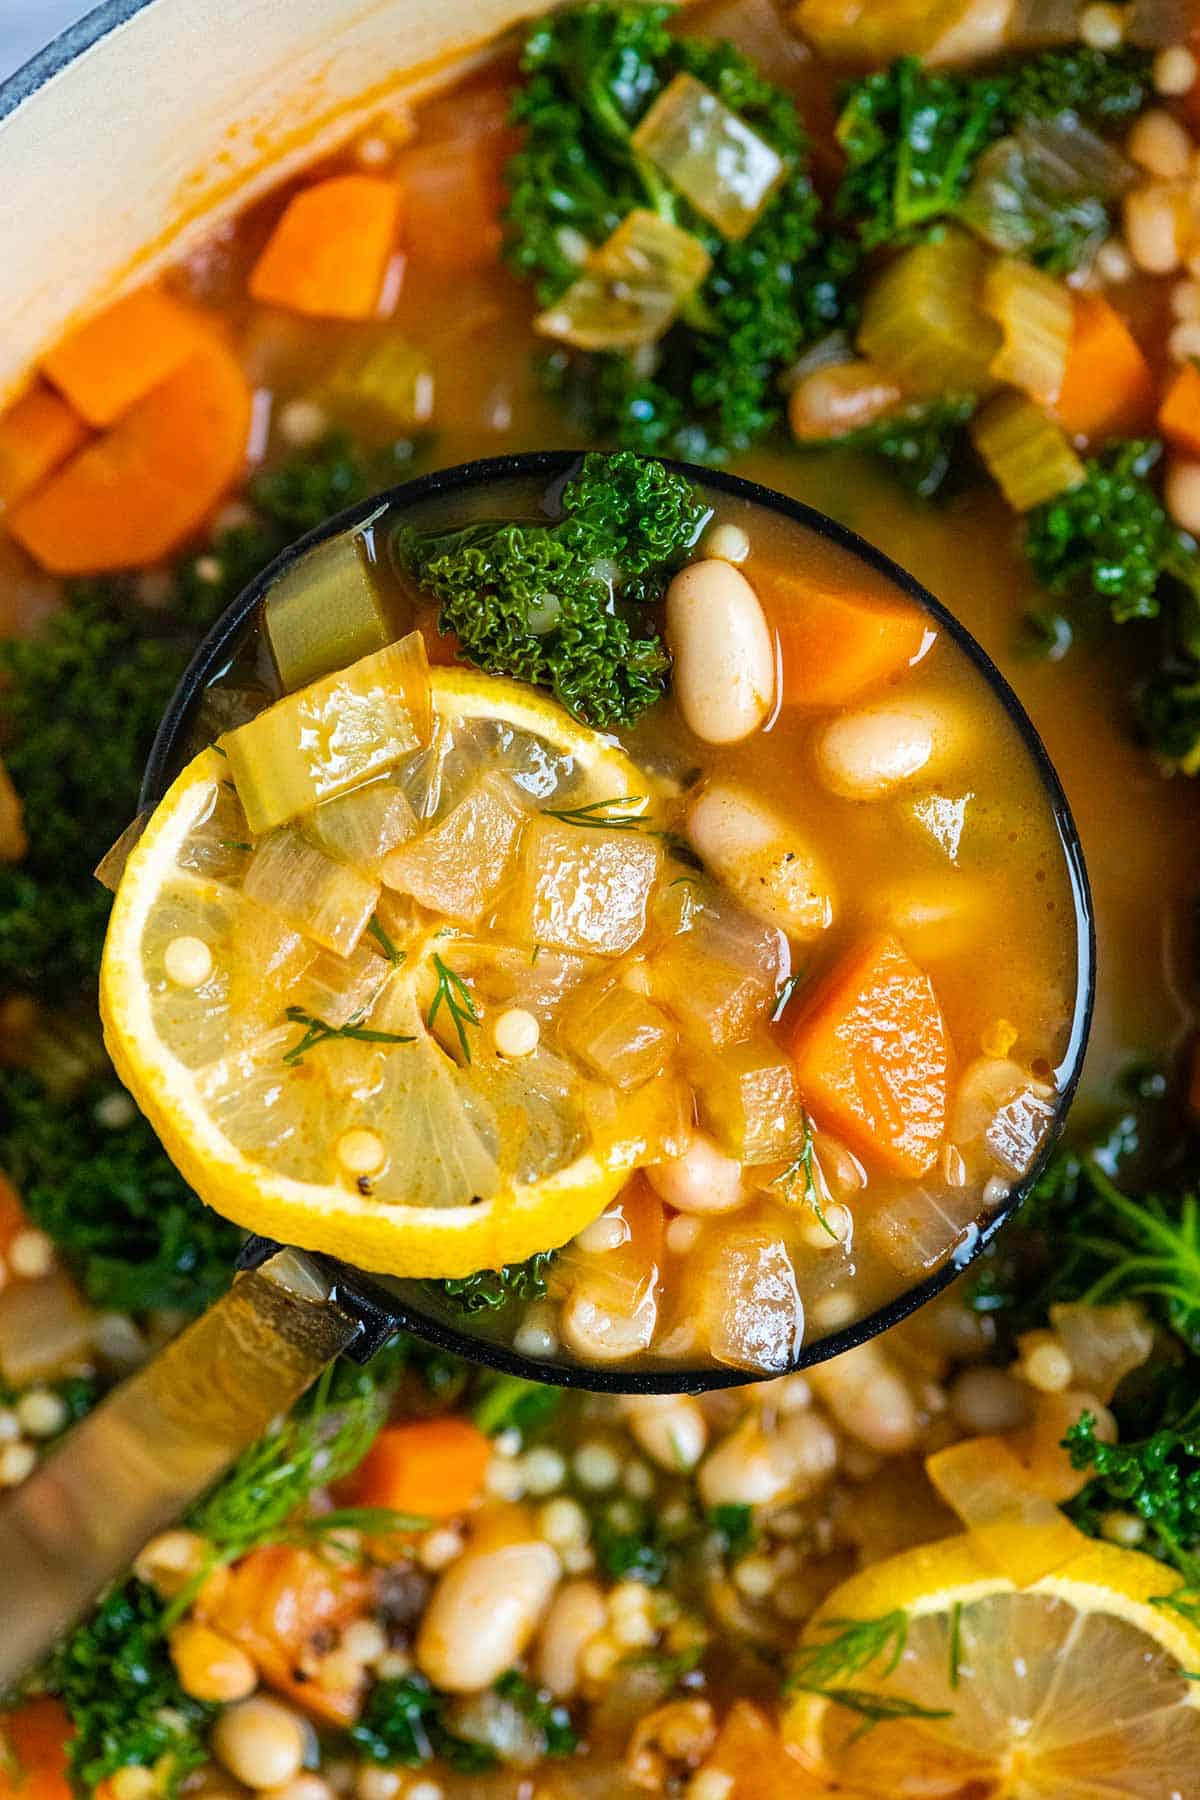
[749,563,930,710]
[343,1417,491,1520]
[702,1702,822,1799]
[10,335,251,574]
[0,383,88,509]
[785,932,950,1178]
[41,288,213,428]
[0,1700,74,1800]
[1054,293,1153,443]
[250,176,402,320]
[1159,362,1200,459]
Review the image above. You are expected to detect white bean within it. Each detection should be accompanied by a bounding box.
[698,1411,837,1509]
[1124,183,1182,273]
[646,1131,745,1215]
[212,1698,309,1789]
[534,1578,607,1698]
[815,703,935,800]
[1128,108,1193,180]
[622,1394,708,1470]
[666,560,774,744]
[787,361,902,442]
[416,1538,560,1692]
[687,782,834,941]
[949,1365,1032,1434]
[559,1282,658,1362]
[808,1342,918,1454]
[1166,457,1200,536]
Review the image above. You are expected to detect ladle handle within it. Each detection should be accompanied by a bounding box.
[0,1249,359,1688]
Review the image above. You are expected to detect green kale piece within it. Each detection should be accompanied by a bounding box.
[1025,439,1200,624]
[1141,668,1200,771]
[436,1252,554,1315]
[49,1580,213,1794]
[493,1670,579,1757]
[708,1503,756,1561]
[393,450,708,725]
[0,1070,240,1316]
[1005,45,1153,127]
[350,1674,496,1773]
[471,1373,564,1439]
[1065,1407,1200,1583]
[505,2,857,458]
[800,394,977,501]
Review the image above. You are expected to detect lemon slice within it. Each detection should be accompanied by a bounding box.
[783,1533,1200,1797]
[100,669,649,1277]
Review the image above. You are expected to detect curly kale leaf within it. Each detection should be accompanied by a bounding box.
[799,394,977,502]
[1005,45,1153,127]
[437,1252,554,1316]
[394,451,708,725]
[1066,1407,1200,1583]
[351,1674,496,1773]
[505,3,856,458]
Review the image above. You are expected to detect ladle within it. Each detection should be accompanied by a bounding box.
[0,452,1094,1683]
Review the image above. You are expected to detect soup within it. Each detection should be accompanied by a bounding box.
[2,0,1200,1795]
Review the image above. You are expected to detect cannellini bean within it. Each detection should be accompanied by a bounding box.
[212,1698,309,1789]
[646,1131,745,1215]
[698,1410,837,1509]
[815,703,936,800]
[788,360,902,442]
[1128,108,1192,180]
[417,1536,561,1692]
[949,1366,1032,1434]
[807,1342,918,1454]
[1124,183,1183,273]
[666,561,774,744]
[534,1578,607,1698]
[687,782,834,940]
[622,1394,708,1470]
[1154,46,1198,97]
[559,1281,658,1363]
[1166,457,1200,535]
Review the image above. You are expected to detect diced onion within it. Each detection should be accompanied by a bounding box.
[971,391,1085,511]
[865,1183,982,1278]
[1048,1301,1154,1402]
[694,1229,804,1374]
[561,979,676,1089]
[965,119,1133,274]
[925,1436,1091,1585]
[243,827,379,957]
[690,1035,806,1165]
[632,72,786,241]
[984,257,1075,405]
[306,779,417,874]
[535,209,712,351]
[382,774,525,926]
[583,1070,692,1167]
[292,940,392,1028]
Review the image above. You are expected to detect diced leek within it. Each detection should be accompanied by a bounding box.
[561,979,676,1090]
[648,885,786,1050]
[507,817,662,957]
[381,774,525,926]
[535,209,712,351]
[865,1182,982,1278]
[971,392,1084,512]
[243,827,380,956]
[631,73,785,241]
[264,532,397,693]
[319,337,436,442]
[983,258,1074,406]
[691,1229,802,1374]
[306,779,417,875]
[291,940,391,1028]
[858,232,1002,398]
[223,631,431,835]
[689,1036,806,1164]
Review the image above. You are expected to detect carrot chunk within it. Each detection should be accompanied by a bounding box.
[0,1699,73,1800]
[0,383,88,509]
[1053,293,1153,443]
[702,1702,818,1800]
[785,932,950,1178]
[749,563,930,710]
[9,335,251,574]
[203,1544,372,1725]
[343,1417,490,1519]
[41,287,212,427]
[1159,363,1200,459]
[250,176,402,320]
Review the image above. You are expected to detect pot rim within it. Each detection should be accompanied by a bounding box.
[0,0,156,125]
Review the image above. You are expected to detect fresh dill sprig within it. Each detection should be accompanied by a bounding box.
[948,1601,963,1689]
[770,1110,837,1240]
[428,955,482,1063]
[542,794,648,830]
[787,1610,952,1737]
[771,972,803,1022]
[368,915,407,966]
[282,1006,414,1067]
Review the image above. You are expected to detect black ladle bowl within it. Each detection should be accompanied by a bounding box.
[142,451,1095,1397]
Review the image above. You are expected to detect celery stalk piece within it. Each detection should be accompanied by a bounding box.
[971,391,1085,512]
[265,532,398,694]
[535,209,712,351]
[222,631,431,835]
[983,257,1074,406]
[561,978,677,1089]
[507,817,662,957]
[242,827,380,957]
[631,72,786,240]
[305,779,417,875]
[381,773,527,926]
[689,1036,807,1164]
[319,337,436,442]
[858,231,1002,398]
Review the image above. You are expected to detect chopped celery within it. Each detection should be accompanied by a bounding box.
[858,231,1002,398]
[381,774,525,926]
[561,978,676,1089]
[242,827,380,957]
[291,939,392,1027]
[971,391,1084,512]
[631,72,786,241]
[223,632,431,834]
[264,532,398,693]
[319,336,436,442]
[795,0,1005,63]
[507,817,662,956]
[983,257,1074,405]
[305,779,417,874]
[535,209,712,351]
[690,1036,806,1164]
